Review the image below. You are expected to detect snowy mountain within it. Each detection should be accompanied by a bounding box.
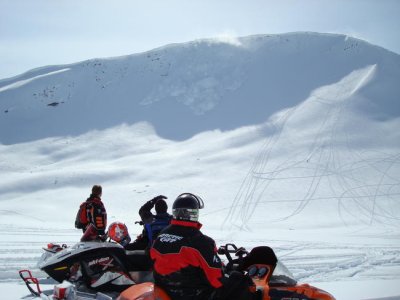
[1,32,399,144]
[0,32,399,299]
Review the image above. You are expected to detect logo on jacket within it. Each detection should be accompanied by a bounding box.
[158,233,183,243]
[213,254,221,264]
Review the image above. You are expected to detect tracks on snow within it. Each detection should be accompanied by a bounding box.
[0,225,79,282]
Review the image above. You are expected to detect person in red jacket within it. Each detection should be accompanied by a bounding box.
[150,193,255,300]
[79,185,107,238]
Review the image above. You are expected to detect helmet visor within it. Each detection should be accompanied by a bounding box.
[173,208,199,222]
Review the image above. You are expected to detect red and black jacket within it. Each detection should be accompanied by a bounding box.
[86,195,107,235]
[150,219,223,300]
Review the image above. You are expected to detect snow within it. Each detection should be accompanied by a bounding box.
[0,32,399,300]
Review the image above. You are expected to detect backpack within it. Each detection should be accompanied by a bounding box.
[75,201,88,229]
[144,217,171,245]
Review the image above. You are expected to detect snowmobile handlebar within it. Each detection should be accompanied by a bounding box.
[218,243,238,254]
[218,243,248,266]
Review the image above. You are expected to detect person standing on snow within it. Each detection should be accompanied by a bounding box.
[75,185,107,237]
[125,195,172,250]
[150,193,255,300]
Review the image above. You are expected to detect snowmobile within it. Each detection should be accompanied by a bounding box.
[117,243,336,300]
[19,222,153,298]
[20,229,335,300]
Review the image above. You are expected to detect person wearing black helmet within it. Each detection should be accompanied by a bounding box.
[150,193,255,300]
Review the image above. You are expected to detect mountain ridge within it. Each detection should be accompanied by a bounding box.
[1,31,398,85]
[0,32,399,144]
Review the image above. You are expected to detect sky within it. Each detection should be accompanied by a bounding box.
[1,0,400,80]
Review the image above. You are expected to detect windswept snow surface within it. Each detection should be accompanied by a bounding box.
[0,33,399,299]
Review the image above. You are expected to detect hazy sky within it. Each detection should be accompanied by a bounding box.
[1,0,399,80]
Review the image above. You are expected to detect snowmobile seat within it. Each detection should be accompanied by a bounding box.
[125,250,153,271]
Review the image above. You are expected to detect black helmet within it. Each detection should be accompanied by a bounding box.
[155,199,168,214]
[172,193,204,222]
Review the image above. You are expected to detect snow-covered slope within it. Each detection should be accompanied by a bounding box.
[1,32,399,144]
[0,32,399,299]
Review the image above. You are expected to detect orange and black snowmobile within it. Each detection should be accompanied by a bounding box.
[118,243,335,300]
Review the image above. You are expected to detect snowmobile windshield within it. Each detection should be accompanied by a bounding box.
[269,261,297,287]
[36,250,55,268]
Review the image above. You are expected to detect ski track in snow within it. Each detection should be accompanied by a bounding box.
[2,224,399,286]
[215,237,400,285]
[0,225,79,282]
[277,243,400,283]
[222,66,400,230]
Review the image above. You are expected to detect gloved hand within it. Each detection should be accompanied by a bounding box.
[150,195,167,205]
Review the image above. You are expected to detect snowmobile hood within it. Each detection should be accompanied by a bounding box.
[38,241,124,269]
